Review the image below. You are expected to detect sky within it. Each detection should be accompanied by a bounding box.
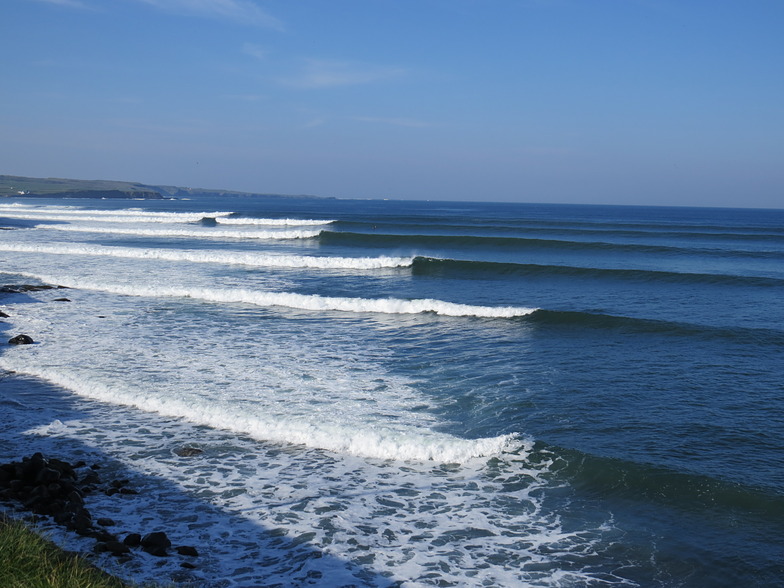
[2,0,783,207]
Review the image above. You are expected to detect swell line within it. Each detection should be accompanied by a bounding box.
[336,220,784,242]
[555,446,784,518]
[529,309,784,345]
[0,243,413,270]
[412,257,784,287]
[320,231,782,258]
[34,224,323,240]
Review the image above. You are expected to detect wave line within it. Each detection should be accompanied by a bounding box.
[11,273,538,318]
[34,224,322,240]
[0,243,414,270]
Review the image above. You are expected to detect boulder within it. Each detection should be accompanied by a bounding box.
[8,334,34,345]
[174,447,203,457]
[141,531,171,557]
[103,541,131,556]
[123,533,142,547]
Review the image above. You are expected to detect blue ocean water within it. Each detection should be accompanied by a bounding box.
[0,197,782,587]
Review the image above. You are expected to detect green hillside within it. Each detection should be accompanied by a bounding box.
[0,175,165,199]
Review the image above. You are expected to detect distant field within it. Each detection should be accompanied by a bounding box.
[0,174,319,200]
[0,175,157,197]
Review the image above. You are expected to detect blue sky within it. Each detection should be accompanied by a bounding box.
[2,0,783,207]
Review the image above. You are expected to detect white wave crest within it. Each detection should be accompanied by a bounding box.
[2,362,526,462]
[0,243,413,270]
[0,212,214,224]
[0,204,232,219]
[35,224,322,240]
[11,273,538,318]
[216,217,335,226]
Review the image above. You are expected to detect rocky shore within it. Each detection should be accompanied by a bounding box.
[0,452,199,567]
[0,283,200,575]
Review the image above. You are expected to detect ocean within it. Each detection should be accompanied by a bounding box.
[0,196,782,587]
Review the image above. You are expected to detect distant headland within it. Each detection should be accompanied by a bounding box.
[0,175,322,200]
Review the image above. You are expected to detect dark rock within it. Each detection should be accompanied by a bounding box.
[89,529,117,542]
[176,545,199,557]
[35,467,61,484]
[67,490,84,505]
[105,487,119,496]
[69,512,92,533]
[180,562,197,569]
[80,471,100,485]
[110,479,129,489]
[0,284,56,294]
[141,531,172,557]
[53,298,71,302]
[103,541,131,556]
[174,447,203,457]
[8,334,34,345]
[119,487,138,495]
[123,533,142,547]
[97,517,116,526]
[0,311,9,318]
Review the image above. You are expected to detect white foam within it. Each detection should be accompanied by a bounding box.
[215,217,335,226]
[34,224,322,240]
[0,204,232,219]
[11,272,538,317]
[0,360,523,463]
[0,243,413,270]
[0,212,216,223]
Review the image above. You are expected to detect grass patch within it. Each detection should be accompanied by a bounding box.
[0,514,128,588]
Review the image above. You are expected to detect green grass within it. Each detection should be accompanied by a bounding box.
[0,175,153,197]
[0,514,128,588]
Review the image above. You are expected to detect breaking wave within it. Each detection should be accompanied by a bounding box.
[0,204,232,220]
[10,273,538,318]
[0,362,525,463]
[215,217,335,226]
[0,243,413,270]
[34,224,323,240]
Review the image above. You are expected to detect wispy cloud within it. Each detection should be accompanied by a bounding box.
[136,0,283,29]
[352,116,433,128]
[281,59,407,89]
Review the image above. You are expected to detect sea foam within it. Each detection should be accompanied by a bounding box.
[0,243,414,270]
[0,360,524,462]
[215,217,335,226]
[1,212,216,224]
[0,204,233,219]
[34,224,323,240]
[11,272,538,318]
